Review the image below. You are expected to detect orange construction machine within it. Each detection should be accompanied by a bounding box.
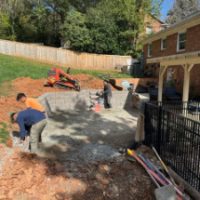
[44,67,80,91]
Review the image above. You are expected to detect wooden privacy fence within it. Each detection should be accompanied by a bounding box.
[0,39,132,70]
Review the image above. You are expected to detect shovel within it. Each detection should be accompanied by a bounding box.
[127,149,179,200]
[155,185,177,200]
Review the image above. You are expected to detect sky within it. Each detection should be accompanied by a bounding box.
[161,0,175,21]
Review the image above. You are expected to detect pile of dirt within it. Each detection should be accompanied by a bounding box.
[12,75,103,97]
[74,74,103,90]
[0,149,154,200]
[12,77,55,97]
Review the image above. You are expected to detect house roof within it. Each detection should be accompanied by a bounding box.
[143,11,200,44]
[149,14,165,25]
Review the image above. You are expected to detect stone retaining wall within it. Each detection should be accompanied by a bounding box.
[39,90,133,113]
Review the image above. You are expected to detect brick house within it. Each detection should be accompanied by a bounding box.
[144,14,166,35]
[142,13,200,196]
[143,11,200,102]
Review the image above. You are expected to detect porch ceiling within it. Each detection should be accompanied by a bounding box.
[147,51,200,66]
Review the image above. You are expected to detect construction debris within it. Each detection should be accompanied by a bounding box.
[127,149,190,200]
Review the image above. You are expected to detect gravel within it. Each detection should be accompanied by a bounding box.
[74,144,121,162]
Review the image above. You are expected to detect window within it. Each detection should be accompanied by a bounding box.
[146,26,153,35]
[147,43,152,57]
[161,38,167,50]
[177,32,186,51]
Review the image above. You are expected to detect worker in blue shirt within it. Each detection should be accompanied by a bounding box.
[10,108,47,153]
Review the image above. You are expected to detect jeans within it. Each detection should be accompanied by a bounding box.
[104,95,112,109]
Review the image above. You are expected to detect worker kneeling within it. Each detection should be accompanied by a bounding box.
[10,109,47,153]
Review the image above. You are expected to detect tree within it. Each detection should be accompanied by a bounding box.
[86,0,121,54]
[38,0,70,46]
[0,0,24,39]
[60,0,163,55]
[0,12,14,40]
[0,0,70,45]
[0,0,163,55]
[69,0,101,12]
[86,0,162,56]
[166,0,200,24]
[60,10,92,51]
[0,0,37,41]
[116,0,149,55]
[151,0,164,17]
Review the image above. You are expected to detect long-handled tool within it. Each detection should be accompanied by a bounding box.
[128,152,160,187]
[152,146,176,186]
[127,149,182,200]
[99,74,123,91]
[138,153,185,199]
[127,149,167,186]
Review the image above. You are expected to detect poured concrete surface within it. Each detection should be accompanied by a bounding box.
[41,109,138,160]
[39,91,138,161]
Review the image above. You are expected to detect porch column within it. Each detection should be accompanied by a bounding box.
[182,64,194,102]
[158,65,168,102]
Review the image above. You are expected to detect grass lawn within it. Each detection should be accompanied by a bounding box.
[0,122,9,144]
[0,54,131,85]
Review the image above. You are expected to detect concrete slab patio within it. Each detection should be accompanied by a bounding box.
[39,90,139,161]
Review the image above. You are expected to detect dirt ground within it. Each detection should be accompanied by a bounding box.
[0,74,156,200]
[0,146,154,200]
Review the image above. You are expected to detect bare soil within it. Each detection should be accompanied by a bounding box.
[0,147,154,200]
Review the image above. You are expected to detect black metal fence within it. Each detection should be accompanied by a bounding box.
[151,101,200,121]
[145,102,200,191]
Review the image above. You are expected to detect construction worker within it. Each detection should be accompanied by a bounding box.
[103,80,112,109]
[10,109,47,153]
[16,93,45,112]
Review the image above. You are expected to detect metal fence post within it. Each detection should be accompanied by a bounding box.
[157,103,162,153]
[144,103,148,145]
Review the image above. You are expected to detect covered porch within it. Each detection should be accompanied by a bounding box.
[147,51,200,120]
[147,51,200,103]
